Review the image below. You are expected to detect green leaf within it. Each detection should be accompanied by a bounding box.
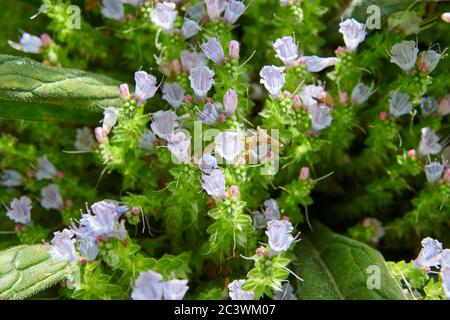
[0,245,78,300]
[295,222,406,300]
[343,0,415,21]
[0,54,121,123]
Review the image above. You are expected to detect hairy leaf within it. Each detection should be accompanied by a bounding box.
[295,222,406,300]
[0,54,121,123]
[0,245,78,300]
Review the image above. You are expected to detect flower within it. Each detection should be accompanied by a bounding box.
[186,2,207,21]
[180,50,206,72]
[223,89,238,115]
[134,71,158,105]
[388,90,412,117]
[8,32,43,53]
[36,156,58,181]
[273,36,299,67]
[162,82,185,109]
[95,127,107,144]
[228,280,254,300]
[1,170,23,188]
[197,102,222,125]
[300,84,326,109]
[41,184,63,210]
[299,167,310,180]
[418,127,442,155]
[189,66,215,99]
[205,0,226,21]
[390,41,418,72]
[420,50,442,74]
[215,131,244,164]
[163,280,189,300]
[338,18,366,52]
[181,19,202,39]
[413,237,443,269]
[167,132,191,162]
[150,2,177,34]
[200,38,225,64]
[6,196,32,225]
[309,104,333,133]
[260,65,286,98]
[119,83,131,99]
[75,127,95,151]
[224,0,246,25]
[150,110,179,141]
[438,94,450,116]
[301,56,339,72]
[198,153,218,174]
[101,0,124,21]
[351,82,375,105]
[79,200,125,239]
[131,270,164,300]
[424,162,444,184]
[102,107,120,135]
[273,283,297,300]
[420,97,438,116]
[75,233,99,261]
[442,268,450,300]
[229,40,240,60]
[139,129,157,154]
[201,169,226,200]
[49,229,78,263]
[266,219,294,253]
[263,199,280,221]
[442,250,450,270]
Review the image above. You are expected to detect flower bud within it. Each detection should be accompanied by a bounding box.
[407,149,416,158]
[441,12,450,23]
[379,111,388,121]
[256,246,266,257]
[229,185,239,196]
[293,95,301,111]
[299,167,310,180]
[224,89,238,115]
[229,40,240,60]
[40,33,52,46]
[443,168,450,183]
[171,59,181,74]
[95,127,107,144]
[339,92,348,104]
[119,83,131,99]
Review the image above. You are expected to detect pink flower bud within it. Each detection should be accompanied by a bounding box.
[293,95,301,111]
[407,149,416,158]
[362,218,371,227]
[40,33,52,45]
[218,114,226,122]
[299,167,310,180]
[335,46,345,55]
[282,215,290,221]
[305,130,312,138]
[222,192,229,199]
[229,185,239,196]
[64,199,73,208]
[26,169,34,178]
[379,111,388,121]
[184,95,192,104]
[443,168,450,183]
[132,207,140,215]
[442,12,450,23]
[119,83,131,99]
[256,246,266,257]
[229,40,240,60]
[339,92,348,104]
[171,59,181,74]
[57,171,65,178]
[126,14,133,21]
[15,224,23,233]
[95,127,107,144]
[223,89,238,115]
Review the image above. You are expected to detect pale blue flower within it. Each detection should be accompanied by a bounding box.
[266,219,294,253]
[302,56,338,72]
[197,102,222,125]
[101,107,120,135]
[40,184,63,210]
[441,249,450,270]
[167,132,191,162]
[424,162,444,184]
[205,0,226,21]
[309,104,333,133]
[418,128,442,156]
[181,19,201,39]
[441,268,450,300]
[420,97,438,116]
[260,65,286,98]
[139,129,157,154]
[200,38,225,64]
[214,131,244,164]
[132,270,164,300]
[50,229,78,263]
[151,2,177,34]
[389,90,412,117]
[8,32,42,53]
[224,0,246,25]
[273,283,297,300]
[300,84,326,109]
[198,153,218,174]
[420,50,442,74]
[75,127,95,151]
[76,237,99,261]
[186,2,207,21]
[413,237,443,269]
[189,66,215,99]
[79,200,125,239]
[135,71,158,105]
[36,155,58,181]
[101,0,124,21]
[273,36,299,67]
[150,110,179,141]
[338,18,366,52]
[264,199,280,221]
[1,170,23,188]
[6,196,32,225]
[351,82,375,105]
[228,279,254,300]
[162,82,185,109]
[390,41,418,72]
[163,279,189,300]
[223,89,238,115]
[201,169,226,200]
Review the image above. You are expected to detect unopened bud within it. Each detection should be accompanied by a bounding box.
[379,111,388,121]
[299,167,310,180]
[229,40,240,61]
[229,185,239,196]
[119,83,131,99]
[407,149,416,158]
[339,92,348,104]
[95,127,107,144]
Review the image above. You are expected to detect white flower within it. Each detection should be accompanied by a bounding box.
[198,153,218,174]
[151,2,177,34]
[442,268,450,300]
[273,36,299,67]
[300,84,326,109]
[418,127,442,156]
[76,237,99,261]
[1,170,23,188]
[351,82,375,105]
[135,71,158,105]
[36,155,58,181]
[214,131,244,164]
[205,0,226,21]
[181,19,202,39]
[413,237,443,269]
[163,280,189,300]
[102,107,120,135]
[224,0,246,25]
[438,94,450,116]
[309,104,333,133]
[40,184,63,210]
[302,56,338,72]
[388,90,412,117]
[263,199,280,221]
[201,169,226,200]
[132,270,164,300]
[200,38,225,64]
[8,33,43,53]
[75,127,95,151]
[228,280,254,300]
[420,50,442,74]
[266,219,294,253]
[101,0,124,21]
[189,66,215,99]
[390,41,418,72]
[167,132,191,162]
[338,18,366,52]
[6,196,32,225]
[223,89,238,115]
[424,162,444,184]
[260,65,286,98]
[50,229,78,263]
[162,82,185,109]
[79,200,124,238]
[420,97,438,116]
[150,110,179,141]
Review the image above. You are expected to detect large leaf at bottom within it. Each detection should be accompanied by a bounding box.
[0,54,121,123]
[0,245,78,300]
[295,222,406,300]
